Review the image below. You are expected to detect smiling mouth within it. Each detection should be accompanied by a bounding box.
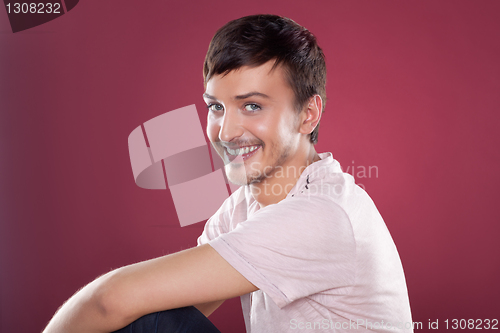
[224,145,261,163]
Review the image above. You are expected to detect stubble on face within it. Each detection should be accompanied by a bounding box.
[246,139,293,185]
[216,132,295,186]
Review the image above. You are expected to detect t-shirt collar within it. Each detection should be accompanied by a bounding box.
[285,152,340,198]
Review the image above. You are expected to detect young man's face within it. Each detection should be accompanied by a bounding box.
[204,60,303,186]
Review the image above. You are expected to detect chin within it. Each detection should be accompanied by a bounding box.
[225,166,266,186]
[225,165,249,186]
[227,176,248,186]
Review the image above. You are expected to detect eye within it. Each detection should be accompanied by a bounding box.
[207,103,224,112]
[244,103,261,112]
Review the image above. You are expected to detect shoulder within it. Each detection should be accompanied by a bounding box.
[197,185,251,245]
[231,193,356,254]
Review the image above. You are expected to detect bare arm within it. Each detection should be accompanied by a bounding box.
[43,244,257,333]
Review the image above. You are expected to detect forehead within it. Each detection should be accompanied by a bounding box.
[204,61,294,101]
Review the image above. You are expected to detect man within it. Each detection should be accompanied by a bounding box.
[44,14,413,333]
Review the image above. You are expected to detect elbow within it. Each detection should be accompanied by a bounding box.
[91,269,136,328]
[43,269,133,333]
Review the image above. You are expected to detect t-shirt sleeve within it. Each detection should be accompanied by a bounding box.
[197,214,221,246]
[208,194,357,308]
[197,205,228,246]
[197,186,246,246]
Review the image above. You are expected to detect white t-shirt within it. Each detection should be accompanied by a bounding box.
[198,153,413,332]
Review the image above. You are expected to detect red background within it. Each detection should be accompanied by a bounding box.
[1,1,499,332]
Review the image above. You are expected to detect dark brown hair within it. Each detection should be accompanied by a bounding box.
[203,14,327,144]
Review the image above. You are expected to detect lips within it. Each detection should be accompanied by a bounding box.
[224,145,261,163]
[226,145,260,156]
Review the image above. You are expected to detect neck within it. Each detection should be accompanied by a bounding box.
[250,146,321,208]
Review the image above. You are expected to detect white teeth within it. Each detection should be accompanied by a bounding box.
[226,145,260,156]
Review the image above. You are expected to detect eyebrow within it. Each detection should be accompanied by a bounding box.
[234,91,270,100]
[203,91,271,101]
[203,93,218,100]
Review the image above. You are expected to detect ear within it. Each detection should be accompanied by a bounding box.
[298,95,322,136]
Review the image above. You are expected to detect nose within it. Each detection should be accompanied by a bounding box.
[218,107,244,143]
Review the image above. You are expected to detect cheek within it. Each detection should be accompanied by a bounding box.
[253,119,269,136]
[249,114,291,147]
[206,118,219,142]
[247,118,271,147]
[275,114,297,139]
